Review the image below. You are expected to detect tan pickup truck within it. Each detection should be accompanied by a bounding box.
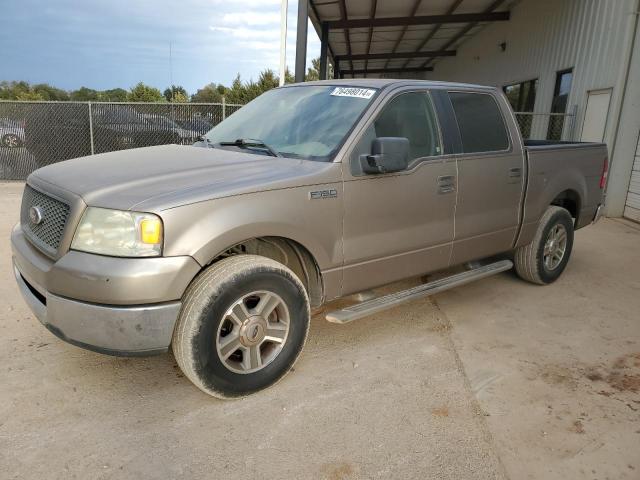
[12,79,608,398]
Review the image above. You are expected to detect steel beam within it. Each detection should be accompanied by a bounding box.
[327,11,509,29]
[340,66,434,75]
[295,0,309,82]
[319,22,329,79]
[336,50,456,62]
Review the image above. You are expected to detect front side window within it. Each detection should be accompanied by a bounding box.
[371,91,441,161]
[449,92,510,153]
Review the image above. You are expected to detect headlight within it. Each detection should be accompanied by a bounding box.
[71,207,163,257]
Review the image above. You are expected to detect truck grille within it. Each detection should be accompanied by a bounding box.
[20,185,70,256]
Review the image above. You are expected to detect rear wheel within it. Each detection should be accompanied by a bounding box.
[172,255,310,399]
[514,206,574,284]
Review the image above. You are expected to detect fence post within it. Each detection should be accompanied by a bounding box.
[88,102,95,155]
[568,104,578,141]
[222,96,226,121]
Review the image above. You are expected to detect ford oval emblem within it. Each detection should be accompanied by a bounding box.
[29,206,44,225]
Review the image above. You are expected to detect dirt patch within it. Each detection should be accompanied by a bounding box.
[322,462,355,480]
[585,353,640,394]
[569,420,585,434]
[431,406,450,417]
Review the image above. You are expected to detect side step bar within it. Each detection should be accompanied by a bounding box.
[325,260,513,324]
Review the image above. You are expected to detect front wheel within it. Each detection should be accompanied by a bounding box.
[514,206,574,285]
[172,255,310,399]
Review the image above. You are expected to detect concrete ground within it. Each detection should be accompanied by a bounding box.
[0,182,638,480]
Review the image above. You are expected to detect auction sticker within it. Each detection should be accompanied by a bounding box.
[330,87,376,99]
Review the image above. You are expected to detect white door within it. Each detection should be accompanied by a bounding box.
[581,89,612,142]
[623,133,640,222]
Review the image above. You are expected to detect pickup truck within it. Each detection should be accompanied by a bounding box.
[11,79,608,398]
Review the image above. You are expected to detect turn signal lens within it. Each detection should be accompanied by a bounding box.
[140,218,162,244]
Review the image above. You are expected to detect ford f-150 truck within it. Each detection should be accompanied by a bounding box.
[11,80,608,398]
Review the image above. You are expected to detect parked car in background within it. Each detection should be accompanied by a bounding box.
[12,80,607,399]
[0,118,25,148]
[24,104,175,166]
[176,117,213,137]
[140,113,198,145]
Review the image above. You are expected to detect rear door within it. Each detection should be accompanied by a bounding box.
[341,89,457,295]
[447,90,525,264]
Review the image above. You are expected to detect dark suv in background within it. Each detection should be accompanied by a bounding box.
[24,104,176,166]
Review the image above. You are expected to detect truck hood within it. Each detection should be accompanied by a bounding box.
[30,144,340,211]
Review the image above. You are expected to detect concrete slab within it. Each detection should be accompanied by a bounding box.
[436,218,640,480]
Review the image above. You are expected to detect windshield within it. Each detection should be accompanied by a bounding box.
[204,85,378,161]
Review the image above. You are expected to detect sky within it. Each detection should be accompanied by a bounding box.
[0,0,321,94]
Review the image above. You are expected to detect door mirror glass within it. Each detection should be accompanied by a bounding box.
[360,137,410,174]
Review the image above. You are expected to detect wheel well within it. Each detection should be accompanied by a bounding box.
[551,190,581,225]
[207,237,324,308]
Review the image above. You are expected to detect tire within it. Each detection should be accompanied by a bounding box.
[514,206,574,285]
[2,134,22,148]
[172,255,310,399]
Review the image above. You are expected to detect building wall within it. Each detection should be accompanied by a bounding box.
[423,0,639,216]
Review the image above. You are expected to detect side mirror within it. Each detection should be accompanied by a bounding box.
[360,137,410,174]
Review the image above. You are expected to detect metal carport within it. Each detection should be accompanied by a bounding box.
[293,0,517,82]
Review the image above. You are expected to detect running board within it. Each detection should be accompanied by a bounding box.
[325,260,513,324]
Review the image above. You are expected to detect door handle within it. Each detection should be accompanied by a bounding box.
[437,175,456,185]
[437,175,456,194]
[508,167,522,178]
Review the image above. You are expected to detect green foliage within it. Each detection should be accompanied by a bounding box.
[163,85,188,102]
[70,87,99,101]
[191,83,224,103]
[127,82,164,102]
[98,88,128,102]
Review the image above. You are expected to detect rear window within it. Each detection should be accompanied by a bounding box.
[449,92,509,153]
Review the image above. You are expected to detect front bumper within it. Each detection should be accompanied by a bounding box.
[11,224,200,356]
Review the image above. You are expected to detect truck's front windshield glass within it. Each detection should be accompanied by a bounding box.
[204,85,378,161]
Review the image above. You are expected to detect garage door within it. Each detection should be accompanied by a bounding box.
[624,133,640,222]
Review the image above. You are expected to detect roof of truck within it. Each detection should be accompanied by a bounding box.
[285,78,497,91]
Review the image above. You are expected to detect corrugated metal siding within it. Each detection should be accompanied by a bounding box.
[424,0,637,143]
[623,134,640,221]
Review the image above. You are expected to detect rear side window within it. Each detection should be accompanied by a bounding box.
[449,92,509,153]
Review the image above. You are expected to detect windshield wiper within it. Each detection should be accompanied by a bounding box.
[218,138,281,157]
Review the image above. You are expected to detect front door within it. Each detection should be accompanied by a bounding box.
[341,90,457,296]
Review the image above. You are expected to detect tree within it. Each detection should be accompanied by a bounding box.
[305,57,332,82]
[127,82,164,102]
[71,87,99,101]
[32,83,69,101]
[191,83,223,103]
[98,88,128,102]
[163,85,188,102]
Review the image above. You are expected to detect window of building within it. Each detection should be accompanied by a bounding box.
[547,69,573,141]
[449,92,510,153]
[504,79,537,138]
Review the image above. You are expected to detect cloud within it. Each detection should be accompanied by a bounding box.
[221,12,281,25]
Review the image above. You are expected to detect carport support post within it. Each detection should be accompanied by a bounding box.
[319,21,329,80]
[88,102,95,155]
[295,0,308,83]
[222,96,226,121]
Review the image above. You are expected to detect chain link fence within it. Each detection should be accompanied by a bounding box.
[0,100,244,180]
[514,105,578,142]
